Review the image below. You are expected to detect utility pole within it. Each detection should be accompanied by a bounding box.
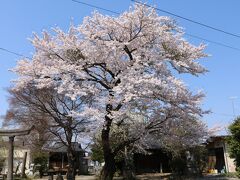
[230,96,238,118]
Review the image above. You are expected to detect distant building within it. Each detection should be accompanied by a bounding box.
[132,136,237,175]
[0,140,90,176]
[45,142,89,175]
[206,136,236,173]
[134,149,171,174]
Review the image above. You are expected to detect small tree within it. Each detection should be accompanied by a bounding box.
[5,87,94,180]
[228,117,240,176]
[32,152,49,178]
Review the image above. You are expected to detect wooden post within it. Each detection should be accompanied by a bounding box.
[21,152,27,178]
[61,152,64,169]
[160,163,163,173]
[7,136,14,180]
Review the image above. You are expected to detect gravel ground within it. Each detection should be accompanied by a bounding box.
[34,175,97,180]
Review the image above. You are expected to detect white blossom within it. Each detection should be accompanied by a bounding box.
[12,4,208,152]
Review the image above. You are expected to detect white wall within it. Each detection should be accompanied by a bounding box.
[0,147,31,174]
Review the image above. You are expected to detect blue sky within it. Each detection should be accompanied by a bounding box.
[0,0,240,133]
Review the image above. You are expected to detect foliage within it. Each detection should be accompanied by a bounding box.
[91,136,104,163]
[169,146,208,175]
[91,127,135,179]
[170,153,187,175]
[228,117,240,176]
[91,127,127,164]
[32,152,49,176]
[222,172,238,178]
[189,146,208,174]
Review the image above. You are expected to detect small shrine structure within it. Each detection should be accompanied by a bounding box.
[0,126,34,180]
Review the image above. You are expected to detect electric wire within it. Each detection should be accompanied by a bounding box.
[1,0,240,59]
[185,33,240,51]
[71,0,119,15]
[0,1,237,119]
[132,0,240,39]
[0,47,31,59]
[71,0,240,52]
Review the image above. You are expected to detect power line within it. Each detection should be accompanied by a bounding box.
[71,0,240,52]
[0,47,31,59]
[212,112,235,117]
[0,1,239,60]
[71,0,119,15]
[185,33,240,52]
[132,0,240,39]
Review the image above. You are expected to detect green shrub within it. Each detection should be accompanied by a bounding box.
[228,117,240,177]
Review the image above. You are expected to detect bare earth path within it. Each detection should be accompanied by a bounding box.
[35,174,240,180]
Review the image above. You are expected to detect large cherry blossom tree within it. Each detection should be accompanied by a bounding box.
[12,4,208,180]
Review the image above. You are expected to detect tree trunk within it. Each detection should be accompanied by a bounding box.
[100,114,116,180]
[67,149,75,180]
[100,153,116,180]
[122,152,135,180]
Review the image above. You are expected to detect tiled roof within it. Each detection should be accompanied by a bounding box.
[45,142,84,152]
